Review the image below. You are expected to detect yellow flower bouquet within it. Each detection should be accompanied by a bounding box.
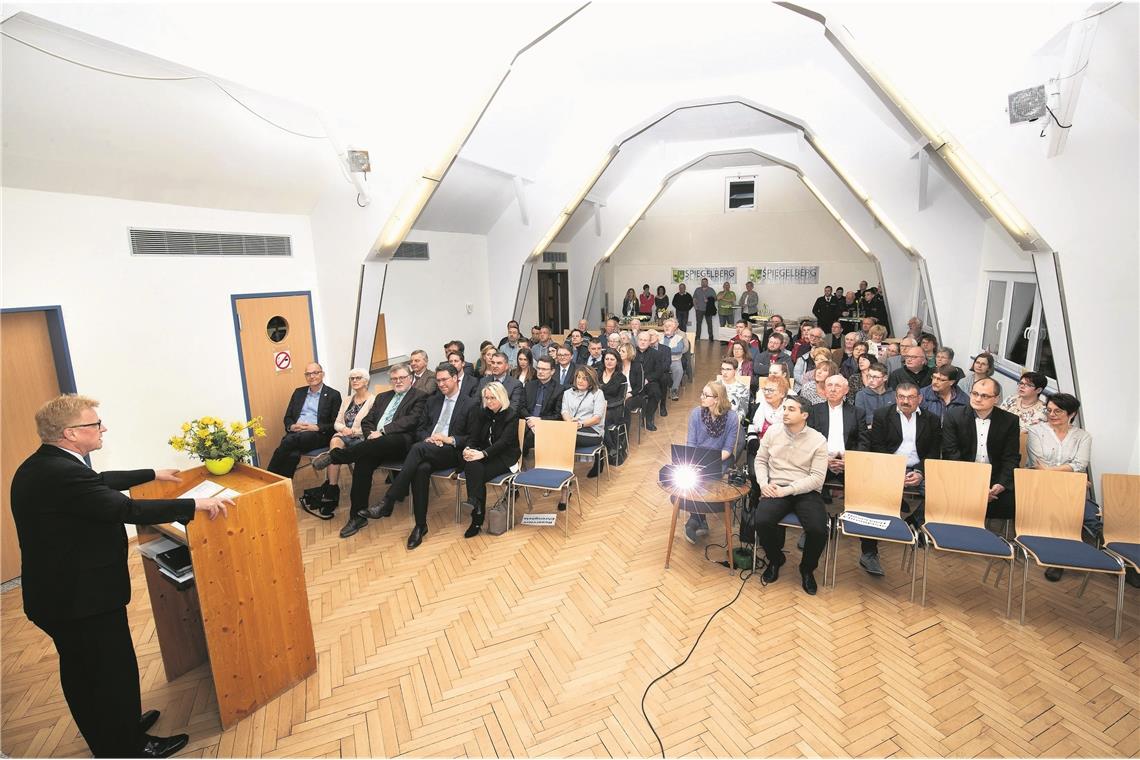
[169,416,266,463]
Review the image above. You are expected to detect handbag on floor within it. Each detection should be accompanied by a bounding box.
[486,492,509,536]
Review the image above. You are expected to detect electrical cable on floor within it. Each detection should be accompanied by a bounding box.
[640,562,762,759]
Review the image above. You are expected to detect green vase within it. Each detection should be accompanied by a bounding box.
[205,457,235,476]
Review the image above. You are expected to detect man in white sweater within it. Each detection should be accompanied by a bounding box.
[752,395,830,595]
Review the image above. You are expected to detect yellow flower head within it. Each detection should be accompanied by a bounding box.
[181,422,191,433]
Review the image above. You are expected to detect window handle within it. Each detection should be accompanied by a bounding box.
[1024,327,1032,340]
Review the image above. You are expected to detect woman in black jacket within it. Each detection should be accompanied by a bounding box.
[622,288,640,318]
[460,382,521,538]
[598,349,629,465]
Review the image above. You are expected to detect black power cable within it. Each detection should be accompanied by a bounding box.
[639,562,763,758]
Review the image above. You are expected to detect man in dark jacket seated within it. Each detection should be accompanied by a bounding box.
[942,377,1021,521]
[313,363,427,527]
[266,362,341,477]
[362,363,479,549]
[856,382,942,576]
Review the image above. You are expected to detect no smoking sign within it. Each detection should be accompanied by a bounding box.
[273,349,292,372]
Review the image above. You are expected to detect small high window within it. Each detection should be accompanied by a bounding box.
[726,177,755,211]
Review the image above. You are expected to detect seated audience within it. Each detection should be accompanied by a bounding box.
[755,333,794,377]
[753,396,830,595]
[448,351,479,398]
[716,357,751,414]
[827,321,845,349]
[367,363,479,550]
[793,331,827,387]
[934,346,962,382]
[635,332,665,431]
[532,325,555,361]
[841,340,868,379]
[598,349,629,463]
[661,318,689,402]
[920,364,969,420]
[459,382,521,539]
[497,319,520,347]
[584,337,605,370]
[682,383,740,542]
[605,317,621,336]
[1001,370,1048,429]
[904,316,924,342]
[766,362,792,393]
[474,341,496,378]
[761,314,788,345]
[800,359,837,406]
[857,383,942,576]
[302,368,375,517]
[889,345,933,389]
[317,364,427,536]
[748,375,790,444]
[562,366,607,482]
[885,337,916,374]
[847,352,873,396]
[409,350,436,396]
[729,341,754,377]
[576,319,592,339]
[919,333,939,368]
[553,344,577,388]
[832,332,857,372]
[522,356,565,455]
[807,375,863,488]
[790,321,813,363]
[477,351,525,414]
[511,348,535,383]
[606,332,622,351]
[961,352,995,394]
[267,363,342,477]
[568,329,589,363]
[866,323,888,360]
[618,343,646,430]
[942,378,1020,520]
[854,362,894,425]
[856,316,877,343]
[444,340,476,376]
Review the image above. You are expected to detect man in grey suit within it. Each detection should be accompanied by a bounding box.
[409,350,436,396]
[477,352,526,414]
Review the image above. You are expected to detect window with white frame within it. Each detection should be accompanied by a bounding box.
[725,177,755,211]
[980,272,1056,384]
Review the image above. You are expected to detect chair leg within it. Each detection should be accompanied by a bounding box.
[1077,572,1091,598]
[821,519,830,588]
[596,453,602,498]
[830,530,842,589]
[455,479,463,523]
[921,542,930,607]
[909,540,918,603]
[665,498,680,569]
[1005,556,1014,618]
[1019,551,1030,625]
[1115,573,1124,639]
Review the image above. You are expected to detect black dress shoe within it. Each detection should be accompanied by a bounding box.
[141,733,189,758]
[366,499,394,519]
[645,421,658,432]
[464,510,484,539]
[1044,567,1064,582]
[762,553,785,584]
[407,525,428,550]
[660,406,668,417]
[339,514,368,538]
[139,709,160,733]
[801,571,818,595]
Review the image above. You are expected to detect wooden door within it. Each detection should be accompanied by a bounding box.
[233,294,317,467]
[537,270,570,333]
[1,311,63,581]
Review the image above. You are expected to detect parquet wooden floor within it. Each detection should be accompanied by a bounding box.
[3,341,1138,758]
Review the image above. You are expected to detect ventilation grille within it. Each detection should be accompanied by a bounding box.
[129,228,292,257]
[393,241,430,260]
[542,251,568,263]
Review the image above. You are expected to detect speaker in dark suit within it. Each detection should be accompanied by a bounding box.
[266,363,342,477]
[10,396,230,758]
[942,390,1020,519]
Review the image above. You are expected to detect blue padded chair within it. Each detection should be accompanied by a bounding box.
[919,460,1015,616]
[455,420,527,529]
[1014,469,1126,639]
[513,420,579,535]
[1101,473,1140,577]
[833,451,914,596]
[297,446,330,470]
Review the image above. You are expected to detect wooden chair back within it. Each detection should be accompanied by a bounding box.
[843,450,907,517]
[1019,430,1029,467]
[514,419,527,470]
[924,460,992,529]
[1014,468,1087,541]
[1102,473,1140,546]
[533,420,577,472]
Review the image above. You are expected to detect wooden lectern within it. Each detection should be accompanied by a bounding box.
[131,464,315,728]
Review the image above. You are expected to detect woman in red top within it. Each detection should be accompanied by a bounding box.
[637,284,655,317]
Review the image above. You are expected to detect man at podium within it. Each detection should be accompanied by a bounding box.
[10,395,232,758]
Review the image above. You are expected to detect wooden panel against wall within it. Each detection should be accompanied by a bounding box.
[1,311,62,582]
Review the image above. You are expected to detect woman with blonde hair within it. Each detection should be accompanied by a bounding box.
[460,381,521,538]
[302,367,374,519]
[681,382,740,543]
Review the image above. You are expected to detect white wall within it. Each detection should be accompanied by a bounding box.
[605,167,880,321]
[0,187,321,472]
[373,229,493,367]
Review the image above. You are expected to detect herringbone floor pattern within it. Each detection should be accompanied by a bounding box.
[3,342,1138,758]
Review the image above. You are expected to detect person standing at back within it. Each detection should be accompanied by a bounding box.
[716,281,737,327]
[672,283,694,333]
[739,281,759,323]
[692,278,717,342]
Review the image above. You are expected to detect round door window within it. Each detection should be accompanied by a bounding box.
[267,316,289,343]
